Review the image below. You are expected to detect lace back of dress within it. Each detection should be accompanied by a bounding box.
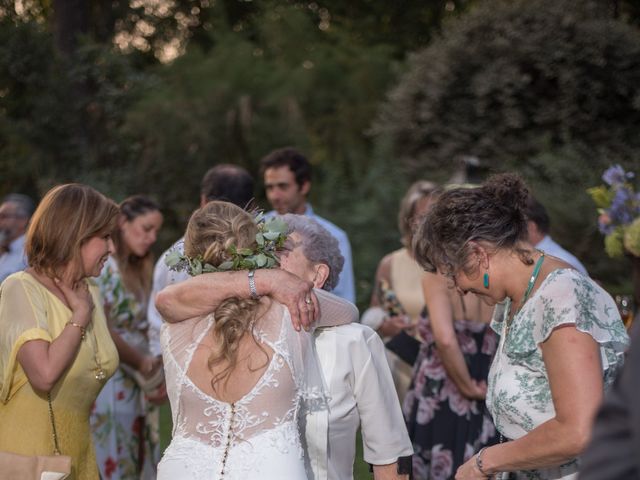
[161,303,302,449]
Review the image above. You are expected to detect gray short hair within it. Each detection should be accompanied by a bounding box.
[2,193,35,219]
[279,214,344,291]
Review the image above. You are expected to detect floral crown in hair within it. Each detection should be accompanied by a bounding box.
[164,212,289,276]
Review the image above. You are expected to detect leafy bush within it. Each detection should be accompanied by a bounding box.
[380,0,640,174]
[378,0,640,286]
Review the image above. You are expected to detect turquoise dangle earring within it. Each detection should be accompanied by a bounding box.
[483,271,490,289]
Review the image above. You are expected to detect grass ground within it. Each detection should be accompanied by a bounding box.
[159,404,372,479]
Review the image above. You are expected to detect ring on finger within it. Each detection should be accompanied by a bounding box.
[305,297,312,305]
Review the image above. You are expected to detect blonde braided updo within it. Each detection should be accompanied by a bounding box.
[184,201,269,393]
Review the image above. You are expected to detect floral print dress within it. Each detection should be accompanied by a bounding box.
[403,305,498,480]
[487,269,629,479]
[90,257,160,479]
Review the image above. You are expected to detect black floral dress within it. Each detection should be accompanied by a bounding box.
[403,309,498,480]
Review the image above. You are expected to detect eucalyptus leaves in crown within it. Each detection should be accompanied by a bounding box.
[165,213,289,276]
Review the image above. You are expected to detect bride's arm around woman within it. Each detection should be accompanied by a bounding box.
[156,201,346,480]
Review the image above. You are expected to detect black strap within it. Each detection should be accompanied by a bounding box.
[368,455,413,478]
[397,455,413,476]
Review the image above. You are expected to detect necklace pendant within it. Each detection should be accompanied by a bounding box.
[95,369,107,381]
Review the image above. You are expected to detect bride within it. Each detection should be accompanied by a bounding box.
[157,201,349,480]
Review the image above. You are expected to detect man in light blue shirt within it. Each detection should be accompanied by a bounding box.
[526,196,588,275]
[0,193,35,283]
[147,164,255,356]
[261,147,355,303]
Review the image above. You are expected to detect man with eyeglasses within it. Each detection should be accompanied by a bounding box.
[0,193,35,283]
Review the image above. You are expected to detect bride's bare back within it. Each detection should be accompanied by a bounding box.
[187,315,274,405]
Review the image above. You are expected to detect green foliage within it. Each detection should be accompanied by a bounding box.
[605,227,626,258]
[310,0,472,55]
[0,19,66,192]
[3,0,640,301]
[165,215,287,275]
[0,17,146,196]
[341,139,410,300]
[380,0,640,177]
[378,0,640,287]
[118,5,405,304]
[624,218,640,257]
[2,1,437,305]
[587,186,614,210]
[522,146,630,283]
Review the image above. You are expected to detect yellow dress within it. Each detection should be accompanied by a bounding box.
[0,272,118,480]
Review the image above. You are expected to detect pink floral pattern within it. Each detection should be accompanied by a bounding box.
[440,378,477,417]
[416,395,440,424]
[404,314,498,479]
[430,445,454,480]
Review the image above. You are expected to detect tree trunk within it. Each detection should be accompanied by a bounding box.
[52,0,89,56]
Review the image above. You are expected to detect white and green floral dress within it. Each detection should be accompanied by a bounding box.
[486,269,629,480]
[90,257,160,479]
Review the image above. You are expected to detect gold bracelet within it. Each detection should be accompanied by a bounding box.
[66,321,86,340]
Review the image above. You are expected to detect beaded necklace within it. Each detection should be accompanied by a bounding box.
[88,322,107,381]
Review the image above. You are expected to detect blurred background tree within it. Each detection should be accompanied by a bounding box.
[378,0,640,290]
[1,0,639,305]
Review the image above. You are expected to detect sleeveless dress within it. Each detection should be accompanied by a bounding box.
[387,248,426,401]
[487,269,629,479]
[0,272,119,480]
[403,297,498,480]
[91,257,159,479]
[158,299,330,480]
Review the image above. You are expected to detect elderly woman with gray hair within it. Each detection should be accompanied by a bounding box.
[156,213,413,480]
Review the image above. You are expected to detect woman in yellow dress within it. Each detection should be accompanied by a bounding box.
[0,183,120,480]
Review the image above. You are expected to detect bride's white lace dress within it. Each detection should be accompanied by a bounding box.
[157,292,346,480]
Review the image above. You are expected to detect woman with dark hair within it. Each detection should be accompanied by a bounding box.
[91,195,163,480]
[414,174,628,480]
[0,184,119,479]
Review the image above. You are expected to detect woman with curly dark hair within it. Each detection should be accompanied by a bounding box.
[414,174,628,480]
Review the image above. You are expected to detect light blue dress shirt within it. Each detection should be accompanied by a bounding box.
[147,238,188,356]
[0,234,27,284]
[536,235,588,276]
